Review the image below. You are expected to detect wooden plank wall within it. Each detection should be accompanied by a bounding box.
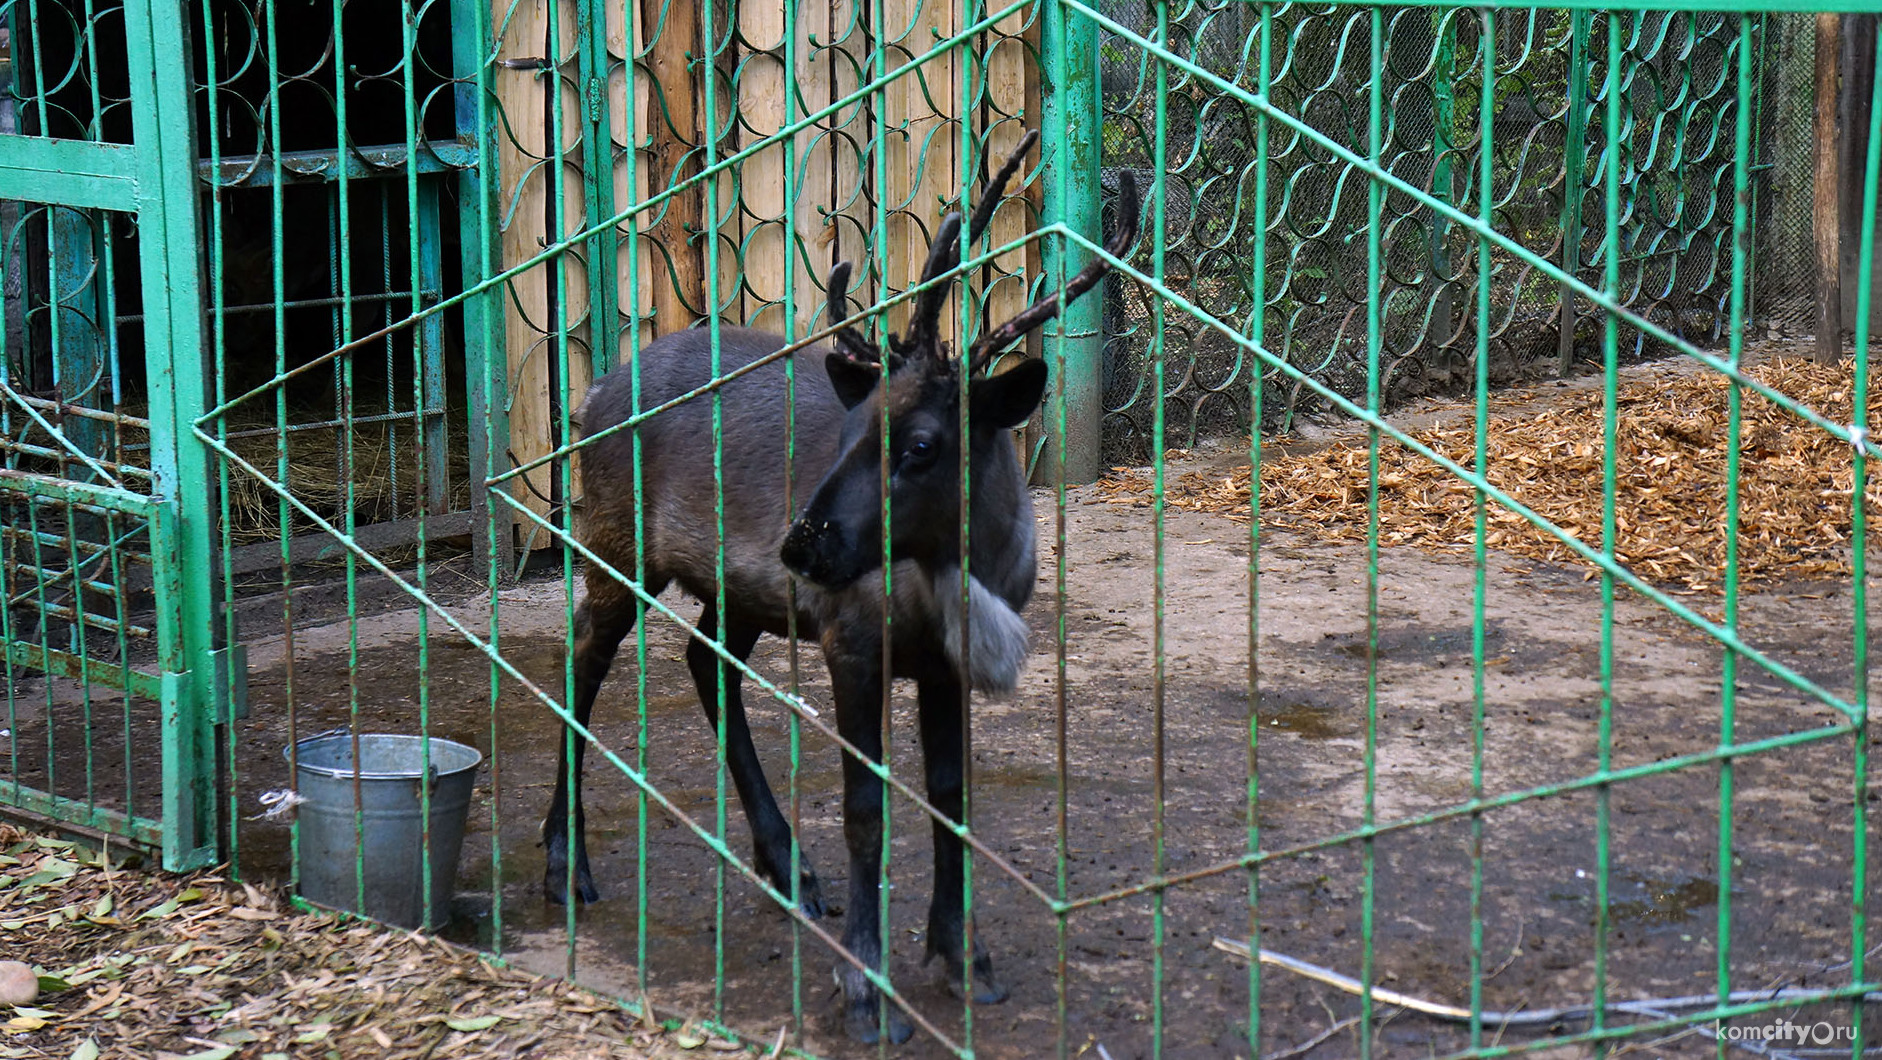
[491,0,1042,552]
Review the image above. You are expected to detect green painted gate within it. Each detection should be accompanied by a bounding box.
[0,0,219,869]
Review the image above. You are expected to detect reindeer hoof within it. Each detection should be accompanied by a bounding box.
[757,855,826,920]
[843,996,914,1045]
[934,950,1008,1004]
[796,871,828,920]
[948,966,1009,1005]
[543,837,600,905]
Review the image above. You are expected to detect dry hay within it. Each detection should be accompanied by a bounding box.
[0,824,732,1060]
[1097,358,1879,593]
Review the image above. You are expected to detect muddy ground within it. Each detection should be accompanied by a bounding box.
[9,375,1882,1059]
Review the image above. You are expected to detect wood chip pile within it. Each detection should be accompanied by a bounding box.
[1097,358,1879,592]
[0,825,720,1060]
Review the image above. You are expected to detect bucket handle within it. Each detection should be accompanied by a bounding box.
[298,728,351,749]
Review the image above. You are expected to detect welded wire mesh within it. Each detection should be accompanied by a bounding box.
[1099,5,1783,463]
[1757,13,1820,338]
[2,1,1881,1059]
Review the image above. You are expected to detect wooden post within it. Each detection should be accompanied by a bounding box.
[1840,14,1877,345]
[1815,12,1844,364]
[736,0,790,337]
[492,0,555,526]
[608,0,654,355]
[644,0,702,337]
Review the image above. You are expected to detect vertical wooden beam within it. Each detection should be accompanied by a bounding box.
[1815,11,1844,364]
[831,0,870,307]
[710,5,743,326]
[493,0,555,525]
[608,0,654,356]
[1840,13,1877,341]
[738,0,790,337]
[644,0,702,337]
[798,0,841,342]
[553,0,593,506]
[984,21,1033,367]
[880,0,955,344]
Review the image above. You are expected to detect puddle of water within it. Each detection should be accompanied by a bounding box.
[1550,871,1720,931]
[1263,699,1348,740]
[1608,872,1719,928]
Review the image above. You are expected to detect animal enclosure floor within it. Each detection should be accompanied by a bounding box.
[205,487,1882,1059]
[11,349,1879,1058]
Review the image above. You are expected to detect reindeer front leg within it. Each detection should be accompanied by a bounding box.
[916,669,1007,1004]
[825,625,915,1045]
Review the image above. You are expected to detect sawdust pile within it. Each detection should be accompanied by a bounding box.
[0,825,717,1059]
[1098,358,1879,592]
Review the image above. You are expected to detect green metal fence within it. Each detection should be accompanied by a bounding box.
[2,0,1880,1056]
[1096,7,1835,462]
[0,0,218,869]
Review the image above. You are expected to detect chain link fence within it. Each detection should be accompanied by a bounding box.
[1098,6,1822,465]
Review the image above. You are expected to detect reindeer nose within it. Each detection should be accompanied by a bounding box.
[779,518,833,582]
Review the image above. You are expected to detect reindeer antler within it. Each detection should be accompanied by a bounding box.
[967,169,1140,375]
[898,129,1043,359]
[826,260,884,364]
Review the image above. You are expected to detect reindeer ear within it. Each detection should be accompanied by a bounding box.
[970,358,1049,429]
[825,351,880,410]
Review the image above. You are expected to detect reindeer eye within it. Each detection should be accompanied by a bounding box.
[901,438,936,468]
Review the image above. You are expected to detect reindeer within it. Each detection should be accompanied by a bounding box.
[542,130,1139,1044]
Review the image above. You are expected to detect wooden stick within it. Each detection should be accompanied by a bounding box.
[1815,12,1845,364]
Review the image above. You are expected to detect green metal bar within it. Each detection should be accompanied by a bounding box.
[1244,4,1272,1056]
[329,0,364,921]
[1716,12,1755,1051]
[381,192,400,524]
[417,181,449,516]
[0,137,139,211]
[398,0,436,931]
[1594,14,1622,1047]
[1430,8,1458,344]
[199,0,236,870]
[954,13,980,1050]
[1360,9,1384,1054]
[869,0,896,1045]
[3,640,162,700]
[577,0,620,385]
[703,0,731,1020]
[449,0,505,955]
[196,141,480,188]
[0,469,155,515]
[1470,10,1495,1048]
[1845,15,1882,1049]
[122,0,216,872]
[1049,0,1076,1049]
[780,0,803,1033]
[255,0,303,903]
[624,0,650,1001]
[1150,0,1170,1051]
[544,0,577,975]
[49,199,105,505]
[1559,9,1589,375]
[1039,0,1104,485]
[0,784,166,849]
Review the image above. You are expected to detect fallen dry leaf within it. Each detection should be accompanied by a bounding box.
[1098,357,1881,595]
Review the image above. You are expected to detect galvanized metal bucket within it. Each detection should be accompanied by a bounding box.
[286,732,482,930]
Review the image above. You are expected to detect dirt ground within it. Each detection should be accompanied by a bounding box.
[9,356,1882,1058]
